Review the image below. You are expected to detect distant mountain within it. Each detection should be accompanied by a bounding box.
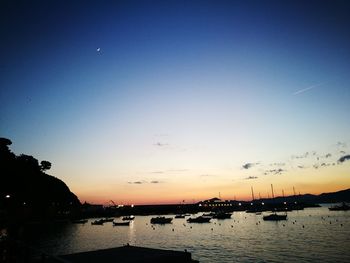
[259,188,350,204]
[0,138,80,220]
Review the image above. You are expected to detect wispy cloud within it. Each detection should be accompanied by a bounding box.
[128,181,143,184]
[291,152,310,159]
[293,83,324,95]
[128,180,163,184]
[150,180,161,184]
[264,168,285,175]
[154,142,169,147]
[270,162,286,167]
[245,176,258,180]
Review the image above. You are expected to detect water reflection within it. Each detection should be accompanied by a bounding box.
[20,206,350,263]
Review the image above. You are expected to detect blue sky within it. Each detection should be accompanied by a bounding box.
[1,0,350,204]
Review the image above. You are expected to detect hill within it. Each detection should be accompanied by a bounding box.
[259,188,350,204]
[0,138,80,220]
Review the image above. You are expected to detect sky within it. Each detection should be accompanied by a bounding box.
[1,0,350,205]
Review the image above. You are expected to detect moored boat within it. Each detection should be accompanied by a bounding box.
[150,217,173,224]
[212,212,232,219]
[187,216,211,223]
[263,213,287,221]
[91,219,104,225]
[202,212,215,217]
[329,202,350,211]
[175,214,186,218]
[122,216,135,221]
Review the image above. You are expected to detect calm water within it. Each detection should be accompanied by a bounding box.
[23,205,350,262]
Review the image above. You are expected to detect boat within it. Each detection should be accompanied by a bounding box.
[71,219,88,224]
[175,214,186,218]
[122,216,135,221]
[150,217,173,224]
[113,221,130,226]
[329,202,350,211]
[263,184,288,221]
[91,219,104,225]
[187,216,211,223]
[212,212,232,219]
[202,212,215,217]
[263,213,287,221]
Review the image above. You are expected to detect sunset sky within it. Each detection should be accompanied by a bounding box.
[1,0,350,205]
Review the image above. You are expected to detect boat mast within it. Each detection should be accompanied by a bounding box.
[271,184,275,199]
[251,186,255,201]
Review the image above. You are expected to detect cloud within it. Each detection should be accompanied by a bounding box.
[264,168,285,175]
[154,142,169,147]
[270,162,286,167]
[338,155,350,164]
[128,180,162,184]
[128,181,143,184]
[293,83,323,95]
[242,162,259,169]
[151,171,164,174]
[291,152,309,159]
[150,180,161,184]
[245,176,258,180]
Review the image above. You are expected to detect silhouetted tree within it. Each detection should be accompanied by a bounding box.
[16,154,40,172]
[40,160,51,171]
[0,137,12,147]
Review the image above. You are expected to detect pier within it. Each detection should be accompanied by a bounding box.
[44,245,198,263]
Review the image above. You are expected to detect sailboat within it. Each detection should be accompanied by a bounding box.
[263,184,287,221]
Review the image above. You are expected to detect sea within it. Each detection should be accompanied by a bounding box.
[21,204,350,262]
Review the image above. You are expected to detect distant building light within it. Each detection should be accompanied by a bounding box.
[238,203,241,206]
[283,202,287,205]
[131,204,134,208]
[23,202,26,205]
[199,204,202,207]
[250,203,253,205]
[262,202,265,205]
[5,195,10,198]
